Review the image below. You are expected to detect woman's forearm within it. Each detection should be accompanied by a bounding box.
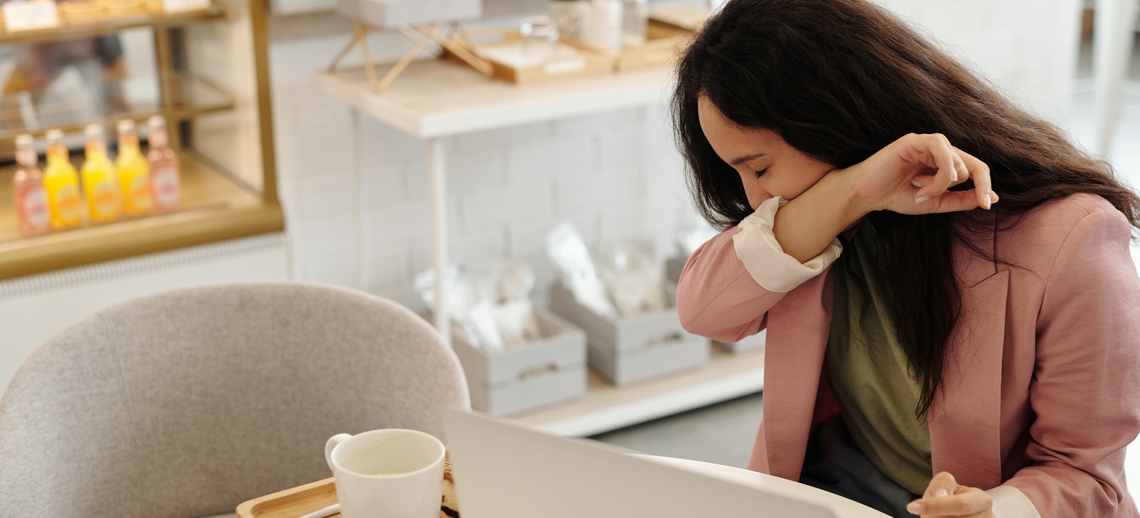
[772,168,872,263]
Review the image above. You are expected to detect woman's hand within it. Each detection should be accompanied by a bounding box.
[907,472,996,518]
[843,133,997,215]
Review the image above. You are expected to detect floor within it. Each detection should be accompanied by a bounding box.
[591,392,764,469]
[591,34,1140,469]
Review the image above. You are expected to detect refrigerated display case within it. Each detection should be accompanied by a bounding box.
[0,0,282,280]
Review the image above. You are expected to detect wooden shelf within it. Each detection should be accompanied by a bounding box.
[513,347,765,437]
[315,59,672,138]
[0,152,284,280]
[0,72,233,143]
[0,5,224,46]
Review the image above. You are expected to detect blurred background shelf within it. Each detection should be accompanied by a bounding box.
[0,151,283,280]
[0,72,233,144]
[315,59,672,138]
[513,347,765,437]
[0,4,224,47]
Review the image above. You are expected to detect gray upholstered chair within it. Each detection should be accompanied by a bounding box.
[0,282,470,518]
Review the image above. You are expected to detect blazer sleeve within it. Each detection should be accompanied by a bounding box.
[676,196,843,342]
[1003,207,1140,517]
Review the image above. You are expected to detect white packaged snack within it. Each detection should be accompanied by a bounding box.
[596,241,667,318]
[416,262,545,350]
[545,222,618,318]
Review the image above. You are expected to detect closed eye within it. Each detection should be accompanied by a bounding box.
[753,168,768,179]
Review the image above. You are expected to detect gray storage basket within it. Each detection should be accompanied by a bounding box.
[548,282,709,385]
[450,306,587,416]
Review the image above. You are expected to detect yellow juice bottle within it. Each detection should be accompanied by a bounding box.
[42,129,83,230]
[116,119,151,215]
[81,124,121,223]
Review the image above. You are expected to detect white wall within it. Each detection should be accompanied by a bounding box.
[269,2,1085,312]
[871,0,1083,123]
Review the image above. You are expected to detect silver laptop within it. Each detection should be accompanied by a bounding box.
[443,410,889,518]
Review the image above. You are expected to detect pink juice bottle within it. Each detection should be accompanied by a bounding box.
[13,134,50,236]
[147,116,180,213]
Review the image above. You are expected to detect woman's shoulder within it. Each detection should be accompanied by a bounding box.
[997,193,1133,276]
[1019,193,1121,229]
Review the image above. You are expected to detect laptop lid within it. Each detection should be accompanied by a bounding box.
[443,410,857,518]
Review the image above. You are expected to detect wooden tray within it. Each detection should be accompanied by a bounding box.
[236,478,339,518]
[614,20,694,72]
[445,28,615,85]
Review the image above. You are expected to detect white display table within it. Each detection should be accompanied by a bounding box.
[314,59,763,435]
[314,59,671,340]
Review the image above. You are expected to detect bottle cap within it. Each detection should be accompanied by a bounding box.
[15,134,33,147]
[148,115,166,128]
[45,129,63,141]
[117,119,136,134]
[85,124,104,139]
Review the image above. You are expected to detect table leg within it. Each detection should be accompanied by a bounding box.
[428,137,451,347]
[349,107,364,289]
[1093,0,1138,156]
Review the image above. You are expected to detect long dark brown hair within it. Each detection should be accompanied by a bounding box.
[674,0,1140,416]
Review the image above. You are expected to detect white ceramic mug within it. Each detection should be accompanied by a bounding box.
[325,429,446,518]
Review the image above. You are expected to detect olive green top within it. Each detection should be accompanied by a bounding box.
[826,225,933,495]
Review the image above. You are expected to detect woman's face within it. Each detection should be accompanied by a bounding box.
[697,96,835,210]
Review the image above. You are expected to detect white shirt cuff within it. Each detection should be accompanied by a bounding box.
[987,485,1041,518]
[731,196,844,293]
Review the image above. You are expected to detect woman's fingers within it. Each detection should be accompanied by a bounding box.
[921,472,959,500]
[908,486,991,516]
[953,146,996,209]
[907,147,993,212]
[913,134,959,201]
[927,191,983,213]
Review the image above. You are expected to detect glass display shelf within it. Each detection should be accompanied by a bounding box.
[0,150,283,280]
[0,4,224,46]
[0,72,233,143]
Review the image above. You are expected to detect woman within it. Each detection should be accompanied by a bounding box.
[673,0,1140,517]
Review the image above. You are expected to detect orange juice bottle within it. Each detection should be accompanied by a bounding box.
[42,129,83,230]
[81,124,120,223]
[146,116,180,213]
[116,119,151,215]
[12,134,50,236]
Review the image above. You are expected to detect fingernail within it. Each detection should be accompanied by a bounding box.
[916,196,930,204]
[983,193,992,210]
[935,489,949,498]
[911,179,923,188]
[990,191,999,204]
[907,502,924,514]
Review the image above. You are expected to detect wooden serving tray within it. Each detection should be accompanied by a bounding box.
[236,478,339,518]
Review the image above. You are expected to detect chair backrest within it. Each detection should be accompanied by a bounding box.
[0,282,470,518]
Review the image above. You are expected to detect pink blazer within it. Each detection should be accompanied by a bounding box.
[677,194,1140,517]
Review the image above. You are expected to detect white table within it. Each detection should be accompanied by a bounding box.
[315,59,673,344]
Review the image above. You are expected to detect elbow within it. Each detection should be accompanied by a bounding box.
[675,268,709,334]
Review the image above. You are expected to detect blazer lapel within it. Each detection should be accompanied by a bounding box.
[928,226,1008,490]
[763,268,834,480]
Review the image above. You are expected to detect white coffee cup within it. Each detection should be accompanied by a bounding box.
[325,429,446,518]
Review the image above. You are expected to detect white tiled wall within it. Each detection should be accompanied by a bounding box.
[268,1,1083,311]
[871,0,1083,123]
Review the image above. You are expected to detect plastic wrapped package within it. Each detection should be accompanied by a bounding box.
[595,240,667,317]
[414,262,544,350]
[545,221,669,319]
[545,222,618,318]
